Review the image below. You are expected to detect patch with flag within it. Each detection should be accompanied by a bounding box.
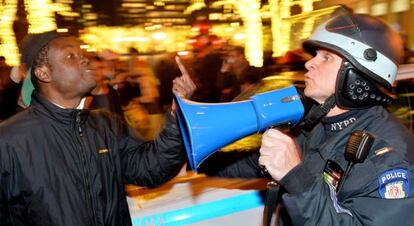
[378,168,410,199]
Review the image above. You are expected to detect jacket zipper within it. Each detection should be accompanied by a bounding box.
[75,112,99,226]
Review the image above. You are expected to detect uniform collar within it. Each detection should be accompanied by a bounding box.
[301,106,383,161]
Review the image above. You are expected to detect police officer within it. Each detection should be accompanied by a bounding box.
[200,7,414,225]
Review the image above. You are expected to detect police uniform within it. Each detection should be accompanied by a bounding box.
[200,105,414,225]
[279,106,414,225]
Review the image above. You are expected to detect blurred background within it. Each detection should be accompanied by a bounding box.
[1,0,413,140]
[1,0,413,65]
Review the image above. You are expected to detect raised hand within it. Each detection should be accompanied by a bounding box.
[171,56,196,112]
[172,56,196,99]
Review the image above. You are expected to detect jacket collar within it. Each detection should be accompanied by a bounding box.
[301,106,383,158]
[30,91,89,126]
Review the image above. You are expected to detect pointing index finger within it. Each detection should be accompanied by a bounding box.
[175,56,190,79]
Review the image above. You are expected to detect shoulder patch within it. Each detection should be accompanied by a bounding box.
[378,168,410,199]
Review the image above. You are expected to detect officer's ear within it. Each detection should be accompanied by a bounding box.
[34,66,52,83]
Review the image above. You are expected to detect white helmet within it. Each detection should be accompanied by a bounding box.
[303,9,403,109]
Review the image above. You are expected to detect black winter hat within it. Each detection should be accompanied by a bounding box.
[19,30,61,106]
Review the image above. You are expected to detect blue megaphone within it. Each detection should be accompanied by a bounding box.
[174,86,305,171]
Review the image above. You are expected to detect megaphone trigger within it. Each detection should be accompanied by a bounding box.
[281,95,302,103]
[267,122,292,133]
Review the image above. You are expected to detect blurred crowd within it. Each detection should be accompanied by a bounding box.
[1,36,413,139]
[0,40,269,139]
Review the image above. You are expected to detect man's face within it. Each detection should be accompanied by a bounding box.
[304,49,343,103]
[221,50,246,73]
[228,50,245,67]
[45,37,96,98]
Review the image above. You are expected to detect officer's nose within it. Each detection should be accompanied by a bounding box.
[304,56,317,71]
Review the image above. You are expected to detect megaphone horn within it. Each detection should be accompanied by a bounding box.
[174,85,305,171]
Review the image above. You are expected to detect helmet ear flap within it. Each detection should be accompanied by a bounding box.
[336,61,393,109]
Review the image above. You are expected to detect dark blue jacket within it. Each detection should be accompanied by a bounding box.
[200,106,414,225]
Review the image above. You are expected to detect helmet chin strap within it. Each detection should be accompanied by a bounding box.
[302,94,336,131]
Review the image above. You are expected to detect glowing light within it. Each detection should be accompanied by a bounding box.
[56,11,80,17]
[154,1,165,7]
[113,37,150,42]
[177,51,190,56]
[80,26,192,54]
[236,0,264,67]
[80,44,90,49]
[82,4,92,9]
[270,0,320,57]
[225,27,234,32]
[234,33,245,40]
[145,26,156,31]
[122,3,146,8]
[212,0,264,66]
[177,42,186,48]
[26,0,57,33]
[300,1,316,42]
[270,0,292,57]
[152,31,167,40]
[185,0,206,14]
[0,0,19,65]
[153,24,163,29]
[50,2,73,13]
[86,48,96,52]
[209,13,220,20]
[0,0,71,65]
[287,5,339,51]
[57,28,69,32]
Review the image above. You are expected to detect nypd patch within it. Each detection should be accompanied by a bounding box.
[378,168,410,199]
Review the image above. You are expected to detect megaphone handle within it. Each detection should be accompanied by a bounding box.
[263,180,281,226]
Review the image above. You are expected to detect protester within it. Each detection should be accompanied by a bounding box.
[191,39,223,102]
[0,31,195,226]
[127,47,160,114]
[217,46,263,101]
[85,54,124,118]
[154,52,182,112]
